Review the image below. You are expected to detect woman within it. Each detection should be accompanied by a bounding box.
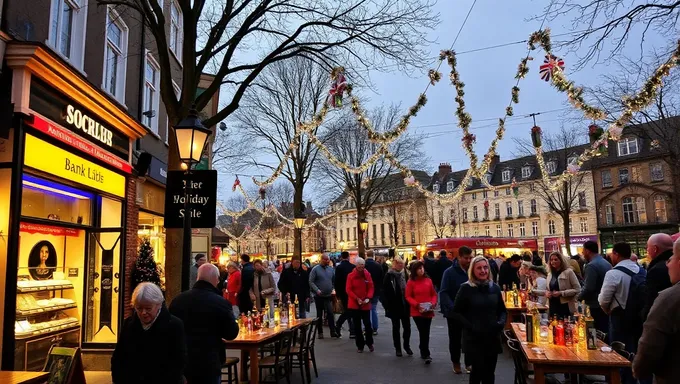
[405,260,437,364]
[382,257,412,357]
[534,251,580,318]
[251,259,276,313]
[112,283,186,384]
[452,256,507,384]
[528,264,548,305]
[346,257,375,353]
[225,262,241,316]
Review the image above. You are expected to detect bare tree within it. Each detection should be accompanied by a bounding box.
[514,127,590,256]
[421,200,455,239]
[316,106,423,257]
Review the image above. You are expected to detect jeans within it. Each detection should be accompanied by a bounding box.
[412,317,432,358]
[609,309,636,384]
[446,317,469,365]
[370,296,380,331]
[389,316,411,351]
[352,309,374,350]
[335,296,354,334]
[314,296,336,336]
[468,350,498,384]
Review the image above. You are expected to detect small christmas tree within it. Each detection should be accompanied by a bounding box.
[132,237,161,291]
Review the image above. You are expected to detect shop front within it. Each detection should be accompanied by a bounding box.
[0,43,146,370]
[543,235,599,256]
[600,226,677,259]
[136,155,167,292]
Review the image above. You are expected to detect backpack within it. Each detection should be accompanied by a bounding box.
[613,265,647,334]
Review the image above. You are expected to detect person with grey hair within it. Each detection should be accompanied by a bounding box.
[112,282,186,384]
[170,264,239,384]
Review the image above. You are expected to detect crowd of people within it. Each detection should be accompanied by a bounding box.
[109,232,680,384]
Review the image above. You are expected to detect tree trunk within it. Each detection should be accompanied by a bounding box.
[562,213,572,257]
[293,180,304,261]
[164,117,184,302]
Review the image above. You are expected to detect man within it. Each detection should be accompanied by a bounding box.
[577,240,611,333]
[239,254,255,314]
[498,254,522,289]
[189,253,207,287]
[440,246,473,374]
[277,259,309,319]
[423,251,436,278]
[365,254,384,335]
[599,242,647,384]
[642,234,673,320]
[633,238,680,384]
[309,255,338,338]
[485,253,499,283]
[334,251,356,338]
[169,264,239,384]
[431,250,452,291]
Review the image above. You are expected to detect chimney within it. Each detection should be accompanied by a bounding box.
[438,162,452,179]
[306,201,313,212]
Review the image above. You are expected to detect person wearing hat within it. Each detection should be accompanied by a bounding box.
[498,254,522,289]
[527,264,548,305]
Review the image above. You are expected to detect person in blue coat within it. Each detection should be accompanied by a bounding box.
[439,246,474,374]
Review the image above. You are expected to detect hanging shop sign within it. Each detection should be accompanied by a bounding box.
[543,235,599,253]
[23,134,126,197]
[164,170,217,228]
[28,77,130,160]
[20,222,81,237]
[148,155,167,185]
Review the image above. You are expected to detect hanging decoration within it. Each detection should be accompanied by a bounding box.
[511,177,519,198]
[567,164,580,174]
[539,54,564,82]
[462,133,476,150]
[531,126,542,148]
[650,139,660,150]
[259,186,266,200]
[403,175,416,186]
[328,67,348,108]
[232,176,241,192]
[588,124,607,156]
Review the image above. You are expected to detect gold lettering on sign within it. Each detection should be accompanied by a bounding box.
[65,104,114,147]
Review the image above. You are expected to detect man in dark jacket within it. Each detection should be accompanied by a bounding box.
[382,257,412,356]
[577,241,611,332]
[365,255,385,334]
[423,251,436,279]
[277,259,309,319]
[431,250,453,291]
[169,264,239,384]
[498,254,522,289]
[440,246,473,374]
[239,254,255,314]
[334,251,355,338]
[642,234,673,320]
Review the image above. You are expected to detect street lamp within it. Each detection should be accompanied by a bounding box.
[339,241,345,250]
[174,107,211,292]
[360,218,369,232]
[360,218,369,256]
[293,212,306,260]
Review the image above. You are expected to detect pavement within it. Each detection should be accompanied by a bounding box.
[85,306,517,384]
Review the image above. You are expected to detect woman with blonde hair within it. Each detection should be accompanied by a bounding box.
[534,251,580,318]
[452,256,506,384]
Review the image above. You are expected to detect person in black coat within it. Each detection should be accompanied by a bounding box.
[440,247,473,373]
[366,256,385,333]
[112,283,186,384]
[334,251,356,337]
[277,259,310,319]
[382,257,412,357]
[431,250,453,291]
[238,254,255,314]
[169,264,239,384]
[642,234,674,320]
[498,254,522,289]
[453,256,507,384]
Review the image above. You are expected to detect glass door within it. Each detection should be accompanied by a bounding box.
[84,230,121,344]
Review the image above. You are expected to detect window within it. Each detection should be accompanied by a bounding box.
[494,203,500,218]
[519,223,526,237]
[578,192,587,209]
[530,199,537,215]
[531,221,538,236]
[438,210,444,226]
[485,173,492,183]
[496,224,502,237]
[619,168,629,185]
[569,217,573,232]
[546,161,556,174]
[485,226,490,236]
[502,169,511,182]
[169,1,183,58]
[654,196,667,222]
[380,223,385,240]
[353,228,357,240]
[507,223,514,237]
[340,231,343,241]
[494,189,499,197]
[482,190,488,198]
[49,0,86,68]
[433,183,440,193]
[411,232,416,244]
[372,224,377,242]
[521,166,531,178]
[622,196,647,224]
[517,201,524,216]
[567,156,578,165]
[605,204,615,225]
[472,206,478,220]
[446,180,454,192]
[579,217,588,233]
[472,192,477,200]
[548,219,556,235]
[617,137,639,156]
[346,228,350,241]
[597,169,612,188]
[468,178,474,187]
[631,165,642,182]
[650,163,664,181]
[103,8,127,102]
[506,201,512,216]
[505,187,511,196]
[464,230,470,237]
[462,208,468,221]
[529,183,535,192]
[143,54,161,133]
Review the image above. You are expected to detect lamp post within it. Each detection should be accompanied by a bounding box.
[173,107,211,292]
[360,217,369,257]
[293,212,306,261]
[339,241,345,251]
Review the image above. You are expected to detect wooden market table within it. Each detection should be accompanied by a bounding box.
[504,301,549,329]
[224,317,314,384]
[511,323,630,384]
[0,371,49,384]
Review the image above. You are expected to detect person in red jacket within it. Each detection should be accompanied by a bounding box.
[346,257,375,353]
[225,262,241,316]
[405,260,437,364]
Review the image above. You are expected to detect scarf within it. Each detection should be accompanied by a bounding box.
[388,268,406,291]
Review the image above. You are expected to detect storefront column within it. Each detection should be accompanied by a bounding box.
[123,177,138,320]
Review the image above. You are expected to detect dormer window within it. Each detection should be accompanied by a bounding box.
[546,161,556,175]
[521,166,531,179]
[502,169,511,182]
[618,137,639,156]
[446,181,454,192]
[485,173,492,183]
[468,178,474,187]
[567,155,578,165]
[433,183,440,193]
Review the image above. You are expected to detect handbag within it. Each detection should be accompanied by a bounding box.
[332,296,344,314]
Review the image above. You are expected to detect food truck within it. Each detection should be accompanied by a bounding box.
[426,237,538,259]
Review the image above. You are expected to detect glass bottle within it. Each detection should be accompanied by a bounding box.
[274,304,281,327]
[555,319,565,346]
[262,305,270,328]
[512,283,519,307]
[548,316,556,344]
[564,318,573,347]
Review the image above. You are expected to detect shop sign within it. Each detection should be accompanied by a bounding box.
[20,222,81,237]
[26,115,132,174]
[164,170,217,228]
[23,134,126,197]
[543,235,598,252]
[29,77,130,160]
[147,155,167,185]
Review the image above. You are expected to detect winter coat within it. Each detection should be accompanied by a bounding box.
[239,263,255,297]
[498,260,520,289]
[439,260,469,318]
[169,280,239,378]
[633,282,680,384]
[365,258,384,298]
[577,254,611,309]
[642,249,673,321]
[252,270,276,311]
[334,260,355,301]
[534,267,581,314]
[226,270,241,307]
[452,282,507,355]
[112,306,186,384]
[309,264,335,297]
[382,269,409,319]
[277,265,310,299]
[405,276,437,318]
[346,268,374,310]
[431,256,453,290]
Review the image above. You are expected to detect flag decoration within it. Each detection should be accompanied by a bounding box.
[539,55,564,82]
[328,67,348,108]
[232,176,241,192]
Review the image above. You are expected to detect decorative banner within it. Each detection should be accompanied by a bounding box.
[20,222,81,237]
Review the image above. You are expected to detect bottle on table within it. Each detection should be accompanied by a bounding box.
[512,283,519,307]
[564,317,573,347]
[555,319,565,346]
[274,304,281,327]
[584,304,597,350]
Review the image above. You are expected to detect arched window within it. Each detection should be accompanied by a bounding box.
[654,195,668,223]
